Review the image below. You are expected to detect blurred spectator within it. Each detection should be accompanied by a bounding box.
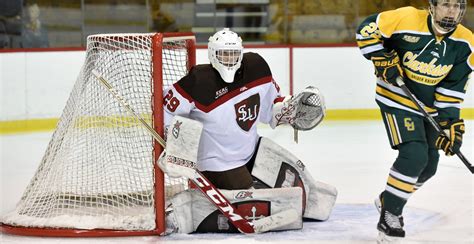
[0,0,23,48]
[151,4,178,32]
[21,3,49,48]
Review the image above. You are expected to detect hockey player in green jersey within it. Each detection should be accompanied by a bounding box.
[356,0,472,242]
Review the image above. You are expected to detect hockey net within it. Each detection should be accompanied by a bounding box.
[0,33,196,236]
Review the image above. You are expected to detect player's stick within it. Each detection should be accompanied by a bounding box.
[396,77,473,174]
[92,70,298,233]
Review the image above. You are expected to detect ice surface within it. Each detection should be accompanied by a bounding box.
[1,121,472,243]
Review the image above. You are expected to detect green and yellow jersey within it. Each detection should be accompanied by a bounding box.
[357,6,473,120]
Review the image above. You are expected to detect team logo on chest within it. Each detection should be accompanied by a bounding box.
[234,93,260,132]
[402,35,420,43]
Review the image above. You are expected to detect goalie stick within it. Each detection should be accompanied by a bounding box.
[395,77,473,174]
[91,70,299,233]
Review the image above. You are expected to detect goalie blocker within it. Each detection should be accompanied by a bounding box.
[160,115,336,233]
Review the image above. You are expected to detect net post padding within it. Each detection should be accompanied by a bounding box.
[0,32,196,237]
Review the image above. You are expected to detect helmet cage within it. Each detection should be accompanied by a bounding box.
[429,0,467,33]
[215,49,242,68]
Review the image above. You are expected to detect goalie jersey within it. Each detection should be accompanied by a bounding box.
[163,52,282,172]
[356,7,473,120]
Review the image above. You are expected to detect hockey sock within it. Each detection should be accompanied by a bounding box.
[383,141,429,215]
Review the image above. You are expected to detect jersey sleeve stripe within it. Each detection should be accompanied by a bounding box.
[435,93,463,103]
[193,76,273,113]
[355,33,375,41]
[435,87,466,100]
[173,83,194,103]
[434,101,461,109]
[357,38,380,48]
[360,44,384,55]
[273,96,285,104]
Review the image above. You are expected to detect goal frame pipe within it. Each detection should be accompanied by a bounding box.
[0,32,196,237]
[152,32,196,236]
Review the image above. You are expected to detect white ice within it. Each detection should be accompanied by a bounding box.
[1,120,473,243]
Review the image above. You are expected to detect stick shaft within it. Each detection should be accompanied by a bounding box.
[92,70,166,147]
[396,77,473,173]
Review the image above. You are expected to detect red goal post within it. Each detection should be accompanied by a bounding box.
[0,32,196,237]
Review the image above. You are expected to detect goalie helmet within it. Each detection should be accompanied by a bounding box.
[429,0,467,34]
[208,28,243,83]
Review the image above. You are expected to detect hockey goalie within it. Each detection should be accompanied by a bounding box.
[159,28,337,234]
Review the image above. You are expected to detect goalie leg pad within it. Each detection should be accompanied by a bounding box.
[165,190,195,234]
[166,187,303,234]
[251,137,337,220]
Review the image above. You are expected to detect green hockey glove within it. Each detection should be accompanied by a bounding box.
[370,50,404,85]
[435,119,465,156]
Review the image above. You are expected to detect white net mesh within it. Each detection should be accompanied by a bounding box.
[1,33,194,232]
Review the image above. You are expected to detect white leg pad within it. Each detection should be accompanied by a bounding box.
[252,137,337,220]
[166,190,195,234]
[166,187,303,234]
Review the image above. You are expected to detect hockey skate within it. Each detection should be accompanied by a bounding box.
[377,209,405,243]
[374,193,404,227]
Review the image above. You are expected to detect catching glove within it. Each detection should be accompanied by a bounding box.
[270,86,326,131]
[370,50,404,85]
[435,119,465,156]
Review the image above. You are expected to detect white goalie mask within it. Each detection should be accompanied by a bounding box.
[429,0,467,34]
[208,28,243,83]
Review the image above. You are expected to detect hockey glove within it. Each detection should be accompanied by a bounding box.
[371,50,404,85]
[435,119,465,156]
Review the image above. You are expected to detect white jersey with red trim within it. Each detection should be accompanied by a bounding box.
[163,52,281,172]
